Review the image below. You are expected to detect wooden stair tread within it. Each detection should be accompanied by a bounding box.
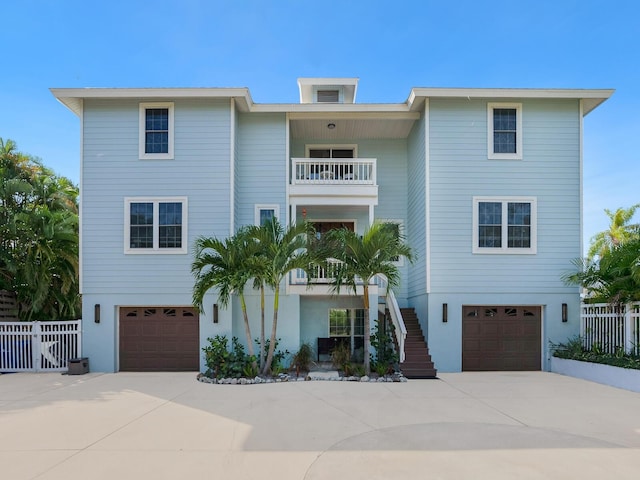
[392,307,437,379]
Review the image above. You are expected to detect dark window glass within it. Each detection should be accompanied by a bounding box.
[130,203,153,248]
[478,202,502,248]
[158,202,182,248]
[507,202,531,248]
[259,209,275,226]
[493,108,517,153]
[145,108,169,154]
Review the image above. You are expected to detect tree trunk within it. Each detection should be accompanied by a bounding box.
[262,287,280,375]
[363,284,371,375]
[239,294,255,357]
[259,284,265,370]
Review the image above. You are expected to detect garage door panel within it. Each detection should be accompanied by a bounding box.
[119,306,199,371]
[463,305,541,371]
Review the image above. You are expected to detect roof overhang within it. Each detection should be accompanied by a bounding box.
[407,88,614,115]
[51,86,614,120]
[50,87,255,116]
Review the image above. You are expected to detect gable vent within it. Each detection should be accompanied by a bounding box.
[317,90,340,103]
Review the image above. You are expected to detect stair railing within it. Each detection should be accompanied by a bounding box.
[376,275,407,363]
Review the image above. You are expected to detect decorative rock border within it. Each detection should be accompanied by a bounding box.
[197,372,408,385]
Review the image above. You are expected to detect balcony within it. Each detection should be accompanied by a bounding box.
[289,158,378,206]
[292,158,376,185]
[289,259,380,296]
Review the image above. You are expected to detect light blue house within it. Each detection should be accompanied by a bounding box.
[51,78,612,374]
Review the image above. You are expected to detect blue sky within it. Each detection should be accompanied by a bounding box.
[1,0,638,249]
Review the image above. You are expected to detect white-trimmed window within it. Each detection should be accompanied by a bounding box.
[125,197,187,254]
[139,102,174,159]
[255,204,280,226]
[306,145,357,159]
[473,197,537,254]
[487,103,522,160]
[329,309,364,337]
[379,219,405,266]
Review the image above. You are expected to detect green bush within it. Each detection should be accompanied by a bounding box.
[292,342,314,372]
[203,335,257,378]
[370,320,398,375]
[330,341,352,371]
[256,337,290,373]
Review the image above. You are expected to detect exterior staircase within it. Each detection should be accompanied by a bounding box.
[399,308,437,379]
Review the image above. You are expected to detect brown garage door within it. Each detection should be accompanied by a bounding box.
[119,307,199,371]
[462,305,541,371]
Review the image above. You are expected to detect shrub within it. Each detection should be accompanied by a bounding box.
[552,336,640,370]
[292,342,314,372]
[256,337,290,374]
[330,341,351,371]
[370,320,398,374]
[203,335,257,378]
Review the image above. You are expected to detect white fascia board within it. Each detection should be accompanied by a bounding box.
[254,103,413,114]
[298,77,359,86]
[50,87,254,116]
[409,88,614,115]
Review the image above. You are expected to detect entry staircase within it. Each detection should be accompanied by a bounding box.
[398,308,437,379]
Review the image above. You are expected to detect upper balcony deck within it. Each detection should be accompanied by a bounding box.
[289,158,378,205]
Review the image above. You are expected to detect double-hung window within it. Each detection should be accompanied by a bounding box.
[254,204,280,226]
[139,102,174,159]
[487,103,522,160]
[125,197,187,254]
[473,197,536,254]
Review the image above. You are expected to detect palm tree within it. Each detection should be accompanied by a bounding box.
[588,204,640,260]
[326,221,414,375]
[564,237,640,304]
[191,228,260,359]
[248,218,311,375]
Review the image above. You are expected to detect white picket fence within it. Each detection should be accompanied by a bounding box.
[0,320,82,372]
[581,303,640,355]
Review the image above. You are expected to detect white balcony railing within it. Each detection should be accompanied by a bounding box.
[292,259,343,284]
[292,158,376,185]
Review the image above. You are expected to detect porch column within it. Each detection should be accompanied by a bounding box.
[290,203,297,225]
[368,204,374,226]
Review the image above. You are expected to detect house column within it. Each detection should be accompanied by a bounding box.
[369,204,374,226]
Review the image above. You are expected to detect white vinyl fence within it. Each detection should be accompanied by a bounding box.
[581,303,640,355]
[0,320,82,372]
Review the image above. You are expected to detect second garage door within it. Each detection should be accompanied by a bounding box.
[462,305,541,371]
[119,306,199,371]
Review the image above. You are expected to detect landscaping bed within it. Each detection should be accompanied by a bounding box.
[550,357,640,393]
[551,337,640,393]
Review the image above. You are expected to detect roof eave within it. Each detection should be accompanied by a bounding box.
[408,87,615,115]
[49,87,255,116]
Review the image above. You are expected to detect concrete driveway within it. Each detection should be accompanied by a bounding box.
[1,371,639,480]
